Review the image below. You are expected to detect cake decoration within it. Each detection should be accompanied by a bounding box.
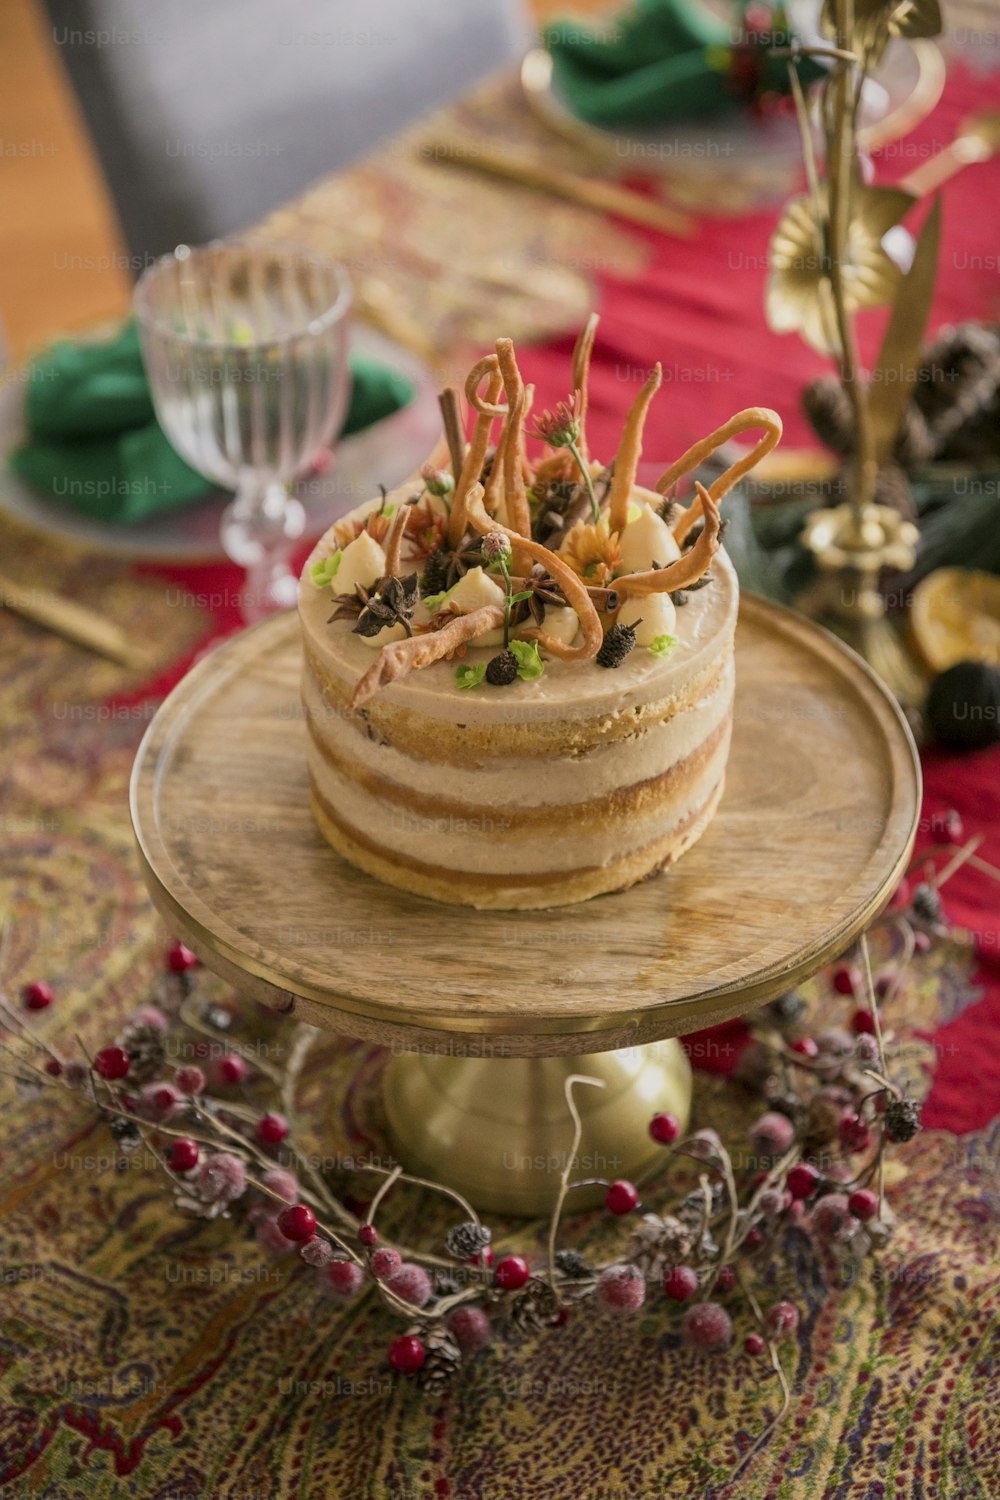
[299,318,782,908]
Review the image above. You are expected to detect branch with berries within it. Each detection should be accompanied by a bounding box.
[0,824,984,1457]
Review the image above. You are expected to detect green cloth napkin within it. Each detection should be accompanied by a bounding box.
[9,320,415,525]
[545,0,823,129]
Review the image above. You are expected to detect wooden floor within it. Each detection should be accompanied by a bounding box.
[0,0,608,363]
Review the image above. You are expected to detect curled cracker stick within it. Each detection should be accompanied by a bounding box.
[614,484,720,596]
[608,362,663,535]
[382,501,413,578]
[656,407,782,546]
[448,356,503,547]
[495,339,533,546]
[350,604,505,711]
[465,484,603,662]
[571,312,599,462]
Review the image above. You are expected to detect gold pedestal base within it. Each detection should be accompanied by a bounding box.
[383,1041,692,1217]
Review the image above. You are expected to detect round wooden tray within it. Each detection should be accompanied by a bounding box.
[130,597,920,1056]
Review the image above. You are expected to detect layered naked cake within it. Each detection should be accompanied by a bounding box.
[300,320,780,908]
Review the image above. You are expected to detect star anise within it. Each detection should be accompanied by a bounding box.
[420,541,485,595]
[518,565,567,628]
[328,580,379,626]
[353,573,419,638]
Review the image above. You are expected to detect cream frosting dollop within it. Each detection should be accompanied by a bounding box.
[616,590,677,646]
[616,503,681,574]
[334,531,387,599]
[439,566,507,646]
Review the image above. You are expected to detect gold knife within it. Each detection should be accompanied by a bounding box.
[423,140,695,238]
[0,570,150,668]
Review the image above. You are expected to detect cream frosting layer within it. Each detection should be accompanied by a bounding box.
[302,654,734,809]
[306,730,730,877]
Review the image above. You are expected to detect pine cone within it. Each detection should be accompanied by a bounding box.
[509,1277,560,1333]
[893,405,935,471]
[553,1248,590,1279]
[445,1222,491,1260]
[596,622,638,669]
[485,651,518,686]
[803,377,855,456]
[914,322,1000,450]
[627,1213,696,1278]
[414,1324,462,1394]
[804,377,932,475]
[118,1023,166,1083]
[873,461,915,521]
[420,548,451,596]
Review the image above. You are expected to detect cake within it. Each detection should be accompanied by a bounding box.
[300,320,781,909]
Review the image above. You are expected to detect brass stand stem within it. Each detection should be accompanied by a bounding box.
[382,1041,692,1217]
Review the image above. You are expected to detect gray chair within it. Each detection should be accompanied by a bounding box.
[45,0,529,265]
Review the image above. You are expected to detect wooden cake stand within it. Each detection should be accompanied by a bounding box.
[130,597,920,1214]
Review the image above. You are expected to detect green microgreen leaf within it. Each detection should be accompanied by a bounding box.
[310,552,342,588]
[508,639,545,680]
[648,634,678,657]
[455,663,488,690]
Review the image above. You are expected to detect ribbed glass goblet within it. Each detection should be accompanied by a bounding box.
[135,240,350,620]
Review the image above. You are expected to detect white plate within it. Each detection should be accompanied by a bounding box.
[0,325,441,562]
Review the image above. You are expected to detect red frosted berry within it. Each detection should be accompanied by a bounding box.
[276,1204,316,1242]
[683,1301,733,1352]
[143,1082,182,1118]
[175,1065,206,1095]
[913,930,931,954]
[168,1138,200,1173]
[326,1259,365,1299]
[832,963,860,996]
[389,1335,425,1374]
[470,1244,494,1268]
[787,1162,820,1201]
[791,1036,818,1058]
[494,1254,531,1292]
[94,1045,130,1080]
[167,941,199,973]
[22,981,53,1010]
[605,1179,639,1216]
[716,1264,736,1293]
[449,1304,492,1352]
[256,1112,288,1145]
[358,1222,378,1248]
[745,1332,766,1356]
[812,1192,854,1241]
[766,1300,800,1338]
[597,1264,646,1313]
[746,1227,764,1249]
[664,1265,698,1301]
[750,1111,796,1158]
[386,1262,433,1307]
[849,1188,879,1222]
[370,1247,402,1280]
[649,1111,681,1145]
[850,1008,876,1035]
[44,1057,63,1077]
[839,1113,871,1153]
[217,1054,248,1086]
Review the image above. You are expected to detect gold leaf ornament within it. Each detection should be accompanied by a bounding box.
[821,0,942,61]
[766,184,913,355]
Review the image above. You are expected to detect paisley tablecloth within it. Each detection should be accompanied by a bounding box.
[2,44,1000,1500]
